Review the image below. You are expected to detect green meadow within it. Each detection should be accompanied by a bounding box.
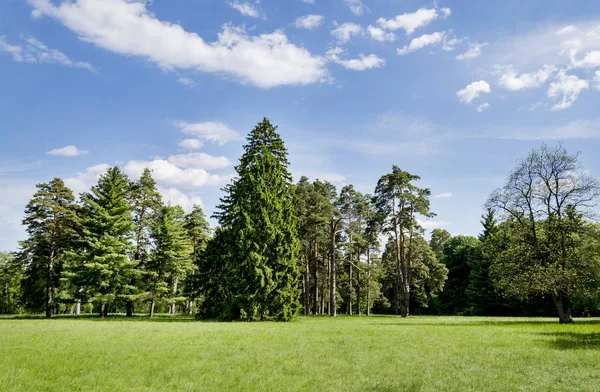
[1,315,599,391]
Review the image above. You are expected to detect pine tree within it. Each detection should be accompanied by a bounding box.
[478,208,498,242]
[72,167,135,317]
[126,168,163,316]
[147,205,192,317]
[0,252,23,314]
[182,205,211,314]
[211,118,301,321]
[18,178,78,318]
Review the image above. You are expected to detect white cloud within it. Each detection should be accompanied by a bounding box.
[432,192,453,199]
[376,7,450,35]
[345,0,366,16]
[456,80,491,104]
[0,35,95,72]
[367,26,396,42]
[456,42,487,60]
[593,70,600,91]
[294,14,324,30]
[159,187,203,212]
[228,1,263,19]
[498,65,557,91]
[571,50,600,68]
[301,0,315,3]
[178,139,204,150]
[547,70,589,110]
[331,23,363,43]
[397,31,445,55]
[28,0,327,88]
[477,103,490,112]
[46,145,89,157]
[176,121,241,144]
[167,152,231,170]
[417,219,450,230]
[326,47,385,71]
[125,159,222,188]
[64,163,110,195]
[177,77,195,87]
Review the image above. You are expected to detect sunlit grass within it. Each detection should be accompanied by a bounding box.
[1,315,599,391]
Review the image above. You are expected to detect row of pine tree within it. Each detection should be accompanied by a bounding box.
[2,119,600,321]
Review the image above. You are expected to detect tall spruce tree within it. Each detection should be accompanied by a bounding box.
[18,178,78,317]
[148,205,192,317]
[182,205,211,314]
[212,118,301,321]
[126,168,163,316]
[73,167,135,317]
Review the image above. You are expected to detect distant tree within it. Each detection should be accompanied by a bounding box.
[148,205,192,317]
[212,118,301,321]
[438,236,481,315]
[127,168,163,316]
[18,178,78,317]
[478,208,498,242]
[182,205,211,314]
[0,252,23,314]
[487,144,600,323]
[373,166,433,317]
[429,228,451,261]
[72,167,135,317]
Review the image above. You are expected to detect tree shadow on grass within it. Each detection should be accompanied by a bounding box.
[366,318,600,327]
[538,332,600,350]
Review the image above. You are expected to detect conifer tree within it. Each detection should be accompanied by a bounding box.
[147,205,192,317]
[182,205,211,313]
[212,118,301,321]
[72,167,135,317]
[18,178,78,318]
[126,168,163,316]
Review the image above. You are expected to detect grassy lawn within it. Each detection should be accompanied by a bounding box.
[0,315,599,391]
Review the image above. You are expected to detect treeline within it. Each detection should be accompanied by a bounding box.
[1,119,600,323]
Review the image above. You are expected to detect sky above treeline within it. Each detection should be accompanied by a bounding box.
[1,0,600,250]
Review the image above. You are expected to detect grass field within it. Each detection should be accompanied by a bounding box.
[0,315,599,391]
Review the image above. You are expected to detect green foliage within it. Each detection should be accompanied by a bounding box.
[17,178,78,316]
[438,236,482,315]
[429,228,451,261]
[207,118,301,321]
[71,167,136,315]
[0,252,23,314]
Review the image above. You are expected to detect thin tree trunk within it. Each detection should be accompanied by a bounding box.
[320,256,326,315]
[75,299,81,315]
[313,241,319,315]
[357,265,361,316]
[103,303,109,317]
[348,263,353,315]
[366,248,371,316]
[150,299,155,318]
[99,303,105,318]
[304,255,310,315]
[170,277,179,314]
[329,219,339,317]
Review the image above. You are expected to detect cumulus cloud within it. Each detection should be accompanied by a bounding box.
[294,14,324,30]
[457,81,491,104]
[367,26,396,42]
[593,70,600,91]
[228,1,263,19]
[344,0,366,16]
[417,219,450,230]
[0,35,95,72]
[456,42,487,60]
[498,65,557,91]
[570,50,600,68]
[377,7,450,35]
[64,164,110,195]
[28,0,327,88]
[547,70,589,110]
[176,121,241,145]
[326,47,385,71]
[177,77,195,87]
[477,103,491,113]
[125,159,222,188]
[159,187,203,212]
[167,152,231,170]
[178,139,204,150]
[46,145,89,157]
[331,23,363,43]
[397,31,445,55]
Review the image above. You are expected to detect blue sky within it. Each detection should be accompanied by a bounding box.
[2,0,600,251]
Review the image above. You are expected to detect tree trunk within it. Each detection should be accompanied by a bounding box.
[103,303,109,317]
[400,289,410,318]
[356,266,361,316]
[46,249,55,319]
[304,256,310,315]
[553,294,574,324]
[329,220,338,317]
[99,303,105,318]
[150,299,155,318]
[75,299,81,315]
[348,264,353,315]
[170,277,179,314]
[126,301,134,317]
[320,255,326,315]
[366,248,371,316]
[313,242,319,315]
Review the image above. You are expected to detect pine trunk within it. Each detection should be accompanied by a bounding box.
[366,248,371,316]
[329,220,337,317]
[313,242,319,315]
[348,264,353,315]
[99,303,105,318]
[170,277,179,314]
[356,266,361,316]
[75,299,81,315]
[150,298,155,318]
